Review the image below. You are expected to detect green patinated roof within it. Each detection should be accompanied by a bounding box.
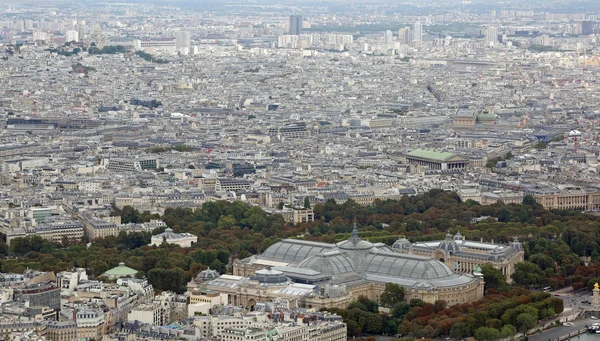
[477,114,496,119]
[103,262,138,277]
[406,149,457,161]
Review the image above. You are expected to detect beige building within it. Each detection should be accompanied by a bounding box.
[458,191,525,206]
[405,149,470,171]
[309,321,346,341]
[220,225,484,309]
[392,232,525,282]
[221,327,268,341]
[6,221,84,246]
[453,108,477,127]
[282,208,315,224]
[46,321,78,341]
[535,191,600,211]
[75,307,105,340]
[0,320,47,339]
[127,301,170,326]
[191,314,346,341]
[188,292,229,316]
[79,213,119,240]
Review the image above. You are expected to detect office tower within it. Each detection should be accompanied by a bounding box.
[13,20,24,32]
[384,30,393,45]
[486,26,499,47]
[398,27,413,45]
[413,21,423,42]
[289,15,303,35]
[77,20,85,43]
[66,30,79,43]
[175,31,191,54]
[582,21,595,35]
[539,34,552,46]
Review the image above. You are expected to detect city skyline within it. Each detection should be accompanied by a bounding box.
[0,0,598,340]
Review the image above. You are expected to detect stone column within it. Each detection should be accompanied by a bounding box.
[593,283,600,311]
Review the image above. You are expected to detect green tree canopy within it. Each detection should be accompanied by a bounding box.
[474,327,501,341]
[380,283,405,307]
[512,262,545,287]
[481,263,509,291]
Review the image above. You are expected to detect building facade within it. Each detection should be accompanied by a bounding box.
[281,208,315,224]
[405,149,470,170]
[14,282,60,312]
[534,191,600,211]
[104,157,159,172]
[289,15,303,35]
[392,232,524,282]
[150,228,197,247]
[221,225,484,309]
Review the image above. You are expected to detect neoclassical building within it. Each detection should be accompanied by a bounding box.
[392,232,524,282]
[202,225,485,310]
[150,228,197,247]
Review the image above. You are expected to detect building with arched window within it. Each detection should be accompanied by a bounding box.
[392,232,524,282]
[203,224,485,310]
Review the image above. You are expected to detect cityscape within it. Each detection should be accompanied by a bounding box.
[0,0,599,340]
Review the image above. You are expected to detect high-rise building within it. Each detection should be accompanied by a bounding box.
[539,34,552,46]
[174,31,191,54]
[77,20,85,43]
[289,15,303,35]
[486,26,499,47]
[66,30,79,43]
[90,23,107,47]
[384,30,393,45]
[398,27,413,45]
[582,21,595,35]
[413,21,423,43]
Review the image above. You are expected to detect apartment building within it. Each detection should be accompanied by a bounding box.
[281,207,315,224]
[103,157,159,172]
[75,307,105,340]
[0,320,47,339]
[14,282,60,312]
[78,214,119,240]
[215,179,251,192]
[127,301,170,326]
[221,327,268,341]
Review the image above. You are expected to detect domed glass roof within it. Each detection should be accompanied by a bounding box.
[392,237,411,249]
[438,232,460,253]
[510,237,523,251]
[337,221,373,251]
[363,253,454,280]
[249,268,289,285]
[153,228,192,240]
[298,251,355,275]
[261,240,334,264]
[196,268,219,282]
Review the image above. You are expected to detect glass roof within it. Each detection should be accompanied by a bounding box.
[261,239,334,264]
[363,253,454,280]
[298,251,355,275]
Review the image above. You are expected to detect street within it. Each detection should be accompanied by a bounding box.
[529,290,596,341]
[529,318,593,341]
[555,290,595,314]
